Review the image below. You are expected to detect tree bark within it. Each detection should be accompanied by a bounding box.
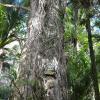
[17,0,68,100]
[86,17,100,100]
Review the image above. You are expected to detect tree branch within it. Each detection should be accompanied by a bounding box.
[0,3,30,11]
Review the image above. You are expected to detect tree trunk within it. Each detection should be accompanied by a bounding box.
[17,0,68,100]
[86,17,100,100]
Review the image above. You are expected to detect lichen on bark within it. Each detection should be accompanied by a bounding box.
[17,0,68,100]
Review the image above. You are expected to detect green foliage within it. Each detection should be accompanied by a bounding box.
[0,1,26,48]
[64,1,97,99]
[0,86,12,99]
[9,68,17,80]
[0,5,8,40]
[0,1,28,99]
[95,19,100,28]
[0,0,99,100]
[20,0,30,7]
[92,34,100,42]
[95,42,100,74]
[67,50,91,100]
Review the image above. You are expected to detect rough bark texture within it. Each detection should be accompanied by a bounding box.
[17,0,68,100]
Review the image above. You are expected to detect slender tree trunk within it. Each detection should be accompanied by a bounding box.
[86,17,100,100]
[17,0,68,100]
[72,3,78,48]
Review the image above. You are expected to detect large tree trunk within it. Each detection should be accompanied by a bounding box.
[17,0,68,100]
